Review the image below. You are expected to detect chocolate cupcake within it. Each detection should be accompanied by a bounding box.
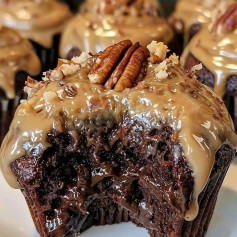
[60,0,174,59]
[0,26,40,144]
[182,3,237,129]
[169,0,236,46]
[0,0,71,72]
[1,40,236,237]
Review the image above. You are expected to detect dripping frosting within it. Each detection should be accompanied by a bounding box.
[0,41,236,223]
[0,26,40,98]
[59,0,172,58]
[0,0,71,48]
[182,3,237,98]
[172,0,236,40]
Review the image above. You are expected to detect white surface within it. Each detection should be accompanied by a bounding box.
[0,162,237,237]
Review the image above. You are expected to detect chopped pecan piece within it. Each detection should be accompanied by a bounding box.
[211,3,237,34]
[65,84,77,97]
[88,40,149,92]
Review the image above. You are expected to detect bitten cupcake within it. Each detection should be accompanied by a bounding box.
[0,25,40,143]
[1,40,236,237]
[182,3,237,129]
[60,0,173,59]
[0,0,71,72]
[169,0,236,45]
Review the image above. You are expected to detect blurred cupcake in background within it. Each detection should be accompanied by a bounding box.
[169,0,236,45]
[0,25,40,143]
[60,0,175,59]
[58,0,84,13]
[182,3,237,129]
[0,0,71,72]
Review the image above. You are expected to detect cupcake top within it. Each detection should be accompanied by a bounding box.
[84,0,160,16]
[59,0,172,58]
[182,3,237,97]
[1,40,236,222]
[0,0,71,48]
[172,0,236,37]
[0,25,40,98]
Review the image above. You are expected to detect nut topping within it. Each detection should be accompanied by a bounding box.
[105,42,140,89]
[211,3,237,34]
[65,84,77,97]
[88,40,149,92]
[114,46,149,92]
[88,40,133,84]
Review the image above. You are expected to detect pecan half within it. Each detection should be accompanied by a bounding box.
[88,40,149,92]
[211,3,237,34]
[88,40,132,84]
[114,46,149,92]
[105,42,140,89]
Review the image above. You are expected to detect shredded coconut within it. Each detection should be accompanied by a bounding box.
[71,52,92,65]
[147,41,168,62]
[152,50,180,80]
[154,60,169,79]
[58,63,80,77]
[43,91,58,104]
[191,63,203,72]
[167,54,179,66]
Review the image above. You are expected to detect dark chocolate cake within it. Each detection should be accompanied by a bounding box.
[182,3,237,129]
[0,40,236,237]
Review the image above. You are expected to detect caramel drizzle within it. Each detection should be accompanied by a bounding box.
[182,4,237,98]
[173,0,236,41]
[85,0,160,16]
[0,0,71,48]
[0,42,236,224]
[0,26,40,98]
[59,13,173,58]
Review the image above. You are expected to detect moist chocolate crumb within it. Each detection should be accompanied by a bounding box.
[10,115,234,237]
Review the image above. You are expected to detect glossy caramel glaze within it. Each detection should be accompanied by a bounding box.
[172,0,236,40]
[182,5,237,98]
[84,0,160,16]
[59,0,172,57]
[0,26,40,98]
[1,42,236,223]
[0,0,71,48]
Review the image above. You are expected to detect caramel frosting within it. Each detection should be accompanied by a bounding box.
[0,0,71,48]
[59,13,173,58]
[172,0,236,39]
[182,4,237,98]
[0,41,236,223]
[0,26,40,98]
[84,0,160,16]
